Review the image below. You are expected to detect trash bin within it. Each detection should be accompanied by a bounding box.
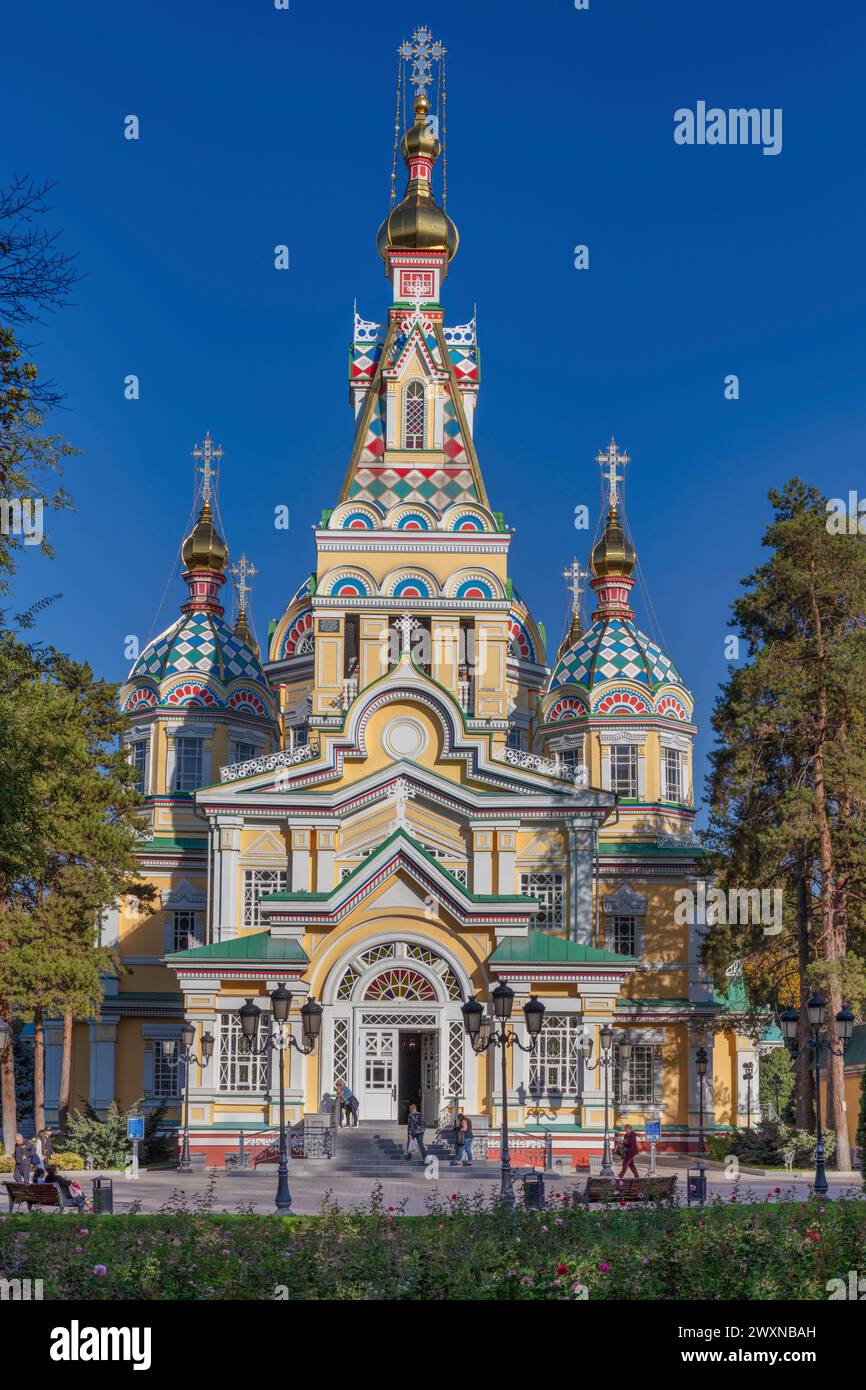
[92,1177,114,1214]
[686,1163,706,1206]
[523,1172,545,1211]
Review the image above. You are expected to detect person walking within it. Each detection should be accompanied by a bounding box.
[12,1134,31,1183]
[336,1081,359,1127]
[30,1132,46,1181]
[39,1128,53,1165]
[451,1112,473,1167]
[405,1104,427,1162]
[617,1123,640,1179]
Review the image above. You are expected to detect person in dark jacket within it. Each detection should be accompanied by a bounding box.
[405,1104,427,1161]
[12,1134,31,1183]
[617,1124,640,1179]
[451,1112,473,1167]
[44,1165,86,1212]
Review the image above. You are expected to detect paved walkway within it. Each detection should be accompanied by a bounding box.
[32,1163,863,1216]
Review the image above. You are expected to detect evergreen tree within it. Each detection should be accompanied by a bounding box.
[856,1066,866,1187]
[702,480,866,1169]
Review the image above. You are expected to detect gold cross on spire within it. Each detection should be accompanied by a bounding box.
[398,26,445,97]
[231,553,257,611]
[562,557,588,618]
[192,432,223,504]
[596,437,630,511]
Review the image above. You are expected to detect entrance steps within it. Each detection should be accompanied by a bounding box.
[303,1121,541,1181]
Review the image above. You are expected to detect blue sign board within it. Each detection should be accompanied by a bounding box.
[127,1116,144,1142]
[645,1120,661,1142]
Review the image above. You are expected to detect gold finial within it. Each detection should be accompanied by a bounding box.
[590,438,636,580]
[231,553,259,653]
[558,558,587,657]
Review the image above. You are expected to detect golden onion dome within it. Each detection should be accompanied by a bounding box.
[233,606,259,658]
[557,611,583,661]
[377,93,459,262]
[590,507,636,579]
[181,500,228,573]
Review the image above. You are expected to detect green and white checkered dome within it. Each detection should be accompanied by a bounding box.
[549,615,685,693]
[129,609,270,697]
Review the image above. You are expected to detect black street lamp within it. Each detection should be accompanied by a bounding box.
[163,1023,215,1172]
[461,982,545,1208]
[743,1061,754,1130]
[581,1024,631,1178]
[238,988,322,1213]
[779,995,855,1197]
[696,1045,708,1155]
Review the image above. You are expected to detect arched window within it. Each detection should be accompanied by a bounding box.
[404,379,426,450]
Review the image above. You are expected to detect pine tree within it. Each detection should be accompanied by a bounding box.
[857,1067,866,1187]
[703,480,866,1169]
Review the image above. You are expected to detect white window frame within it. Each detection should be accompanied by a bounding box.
[170,910,201,952]
[174,736,204,792]
[614,1042,659,1105]
[217,1011,269,1093]
[403,379,426,450]
[529,1013,581,1097]
[519,871,566,931]
[609,743,639,797]
[607,914,637,956]
[242,867,289,929]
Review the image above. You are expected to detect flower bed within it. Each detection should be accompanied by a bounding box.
[1,1187,864,1300]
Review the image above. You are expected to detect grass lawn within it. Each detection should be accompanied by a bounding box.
[2,1185,865,1300]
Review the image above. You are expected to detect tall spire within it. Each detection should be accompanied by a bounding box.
[558,557,587,657]
[377,26,457,289]
[231,553,259,656]
[589,437,637,621]
[182,433,228,615]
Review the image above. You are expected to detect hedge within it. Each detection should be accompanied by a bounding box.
[1,1185,864,1300]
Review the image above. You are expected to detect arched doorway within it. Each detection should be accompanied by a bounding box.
[322,936,471,1124]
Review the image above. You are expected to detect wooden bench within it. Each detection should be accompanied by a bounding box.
[4,1181,65,1213]
[580,1175,677,1206]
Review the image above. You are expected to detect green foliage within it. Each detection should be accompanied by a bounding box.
[63,1101,169,1168]
[51,1151,84,1170]
[0,1191,865,1300]
[716,1118,835,1168]
[759,1047,795,1121]
[0,1153,12,1172]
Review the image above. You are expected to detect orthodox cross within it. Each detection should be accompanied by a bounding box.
[231,553,257,611]
[389,776,416,829]
[562,557,587,619]
[395,613,421,656]
[398,26,445,97]
[192,432,223,504]
[596,437,630,511]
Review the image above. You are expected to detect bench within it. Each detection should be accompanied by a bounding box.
[580,1175,677,1206]
[4,1181,66,1213]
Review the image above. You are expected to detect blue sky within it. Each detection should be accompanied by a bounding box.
[4,0,864,813]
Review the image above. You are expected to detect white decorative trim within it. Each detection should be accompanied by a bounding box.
[602,883,648,915]
[220,744,316,782]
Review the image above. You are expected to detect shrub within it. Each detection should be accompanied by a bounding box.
[51,1151,85,1170]
[718,1118,835,1168]
[0,1154,13,1173]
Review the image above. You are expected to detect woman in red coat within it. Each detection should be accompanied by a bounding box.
[618,1124,640,1179]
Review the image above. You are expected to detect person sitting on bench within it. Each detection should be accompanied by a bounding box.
[44,1164,86,1211]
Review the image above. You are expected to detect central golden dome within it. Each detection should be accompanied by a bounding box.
[182,500,228,573]
[590,507,636,578]
[377,93,459,262]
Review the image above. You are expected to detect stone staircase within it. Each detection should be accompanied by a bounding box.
[296,1121,544,1180]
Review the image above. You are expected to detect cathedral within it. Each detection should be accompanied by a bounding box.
[50,29,755,1166]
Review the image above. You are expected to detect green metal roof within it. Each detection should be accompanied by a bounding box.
[166,931,309,964]
[844,1022,866,1068]
[263,829,536,908]
[489,932,636,965]
[137,836,207,853]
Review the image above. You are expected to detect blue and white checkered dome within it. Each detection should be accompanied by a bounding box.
[548,615,686,693]
[129,609,271,699]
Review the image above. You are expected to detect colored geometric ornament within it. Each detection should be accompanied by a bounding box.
[593,687,651,716]
[124,686,158,712]
[655,694,689,721]
[550,616,685,693]
[283,608,314,658]
[164,679,218,708]
[363,968,436,1002]
[548,695,587,722]
[227,687,268,717]
[508,615,536,663]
